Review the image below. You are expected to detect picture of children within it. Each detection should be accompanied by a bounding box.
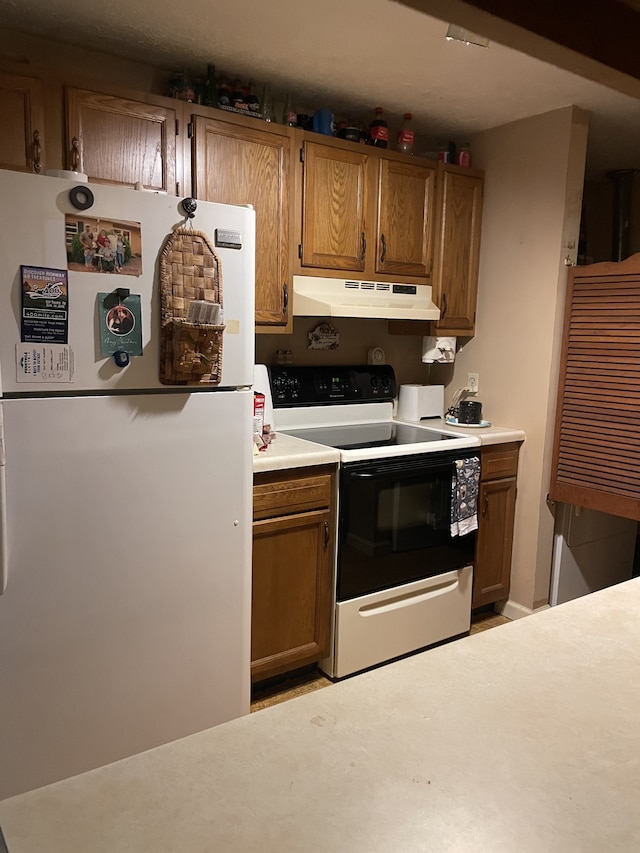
[106,304,135,336]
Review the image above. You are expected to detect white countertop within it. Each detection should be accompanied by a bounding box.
[254,420,524,474]
[253,432,340,473]
[408,416,526,445]
[2,578,639,852]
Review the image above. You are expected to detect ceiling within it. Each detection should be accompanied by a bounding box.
[1,0,640,178]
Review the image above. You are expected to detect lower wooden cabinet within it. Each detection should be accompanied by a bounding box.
[251,466,335,682]
[473,443,520,609]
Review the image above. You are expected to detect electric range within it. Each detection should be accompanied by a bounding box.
[269,364,480,460]
[268,365,481,679]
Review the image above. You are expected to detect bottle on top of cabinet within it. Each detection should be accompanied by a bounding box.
[397,112,414,154]
[369,107,388,148]
[456,142,472,167]
[282,94,297,127]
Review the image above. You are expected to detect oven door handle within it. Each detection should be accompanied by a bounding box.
[347,461,453,480]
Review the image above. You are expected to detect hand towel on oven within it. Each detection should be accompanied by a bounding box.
[451,456,480,537]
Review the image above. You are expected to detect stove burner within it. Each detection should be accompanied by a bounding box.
[282,421,455,450]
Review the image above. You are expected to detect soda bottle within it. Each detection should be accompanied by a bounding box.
[231,79,245,110]
[282,94,297,127]
[246,83,261,114]
[397,113,414,154]
[456,142,472,167]
[217,79,231,108]
[203,64,216,107]
[369,107,388,148]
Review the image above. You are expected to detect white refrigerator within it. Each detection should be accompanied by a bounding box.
[0,170,255,798]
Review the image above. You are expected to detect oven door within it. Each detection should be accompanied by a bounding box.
[337,451,476,601]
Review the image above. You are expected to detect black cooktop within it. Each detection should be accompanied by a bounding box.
[282,421,454,450]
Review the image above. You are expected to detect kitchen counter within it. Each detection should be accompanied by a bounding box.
[253,432,340,473]
[254,420,523,474]
[410,417,526,446]
[2,578,640,852]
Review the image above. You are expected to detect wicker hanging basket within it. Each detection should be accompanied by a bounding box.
[159,226,225,385]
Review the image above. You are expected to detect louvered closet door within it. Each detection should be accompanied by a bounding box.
[550,255,640,520]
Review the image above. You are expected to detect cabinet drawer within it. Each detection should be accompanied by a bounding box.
[481,443,520,481]
[253,469,333,519]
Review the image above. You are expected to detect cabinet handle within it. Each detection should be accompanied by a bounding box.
[380,233,387,264]
[282,282,288,315]
[323,520,330,549]
[441,292,447,320]
[32,130,42,174]
[360,232,366,262]
[70,136,80,172]
[482,493,489,517]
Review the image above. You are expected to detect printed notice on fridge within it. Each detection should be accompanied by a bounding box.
[16,344,75,383]
[20,265,69,344]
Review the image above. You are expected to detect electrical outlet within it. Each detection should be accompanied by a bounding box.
[467,372,479,394]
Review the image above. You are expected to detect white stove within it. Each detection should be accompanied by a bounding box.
[268,365,479,680]
[269,365,479,460]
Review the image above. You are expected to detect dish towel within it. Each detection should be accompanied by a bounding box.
[451,456,481,537]
[421,336,457,363]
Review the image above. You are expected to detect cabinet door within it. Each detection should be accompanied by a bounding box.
[251,508,332,682]
[473,477,516,608]
[375,158,436,278]
[433,166,483,335]
[301,141,368,271]
[65,87,176,192]
[192,115,291,327]
[0,71,44,174]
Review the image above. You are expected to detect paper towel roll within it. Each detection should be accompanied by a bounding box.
[421,336,457,364]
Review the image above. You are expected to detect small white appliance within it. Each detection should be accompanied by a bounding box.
[397,384,445,422]
[0,169,256,798]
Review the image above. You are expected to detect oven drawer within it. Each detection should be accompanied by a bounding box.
[333,566,472,678]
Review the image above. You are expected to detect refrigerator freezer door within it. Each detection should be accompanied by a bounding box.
[0,390,252,798]
[0,169,255,393]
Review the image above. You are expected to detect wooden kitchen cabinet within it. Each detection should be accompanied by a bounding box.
[432,163,484,335]
[298,135,436,283]
[251,465,335,683]
[64,86,177,192]
[300,140,369,272]
[191,112,294,329]
[473,443,520,609]
[375,156,436,278]
[0,71,45,174]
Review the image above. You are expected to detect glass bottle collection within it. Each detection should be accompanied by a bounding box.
[168,65,471,163]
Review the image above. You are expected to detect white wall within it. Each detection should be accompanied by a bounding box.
[432,106,589,611]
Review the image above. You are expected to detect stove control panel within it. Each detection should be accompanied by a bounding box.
[268,365,396,407]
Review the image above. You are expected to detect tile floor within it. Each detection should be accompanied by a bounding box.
[250,609,511,712]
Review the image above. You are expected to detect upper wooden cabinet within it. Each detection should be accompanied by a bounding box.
[0,71,45,174]
[65,87,176,192]
[298,136,436,283]
[375,157,436,277]
[432,164,484,335]
[191,113,293,328]
[301,141,368,272]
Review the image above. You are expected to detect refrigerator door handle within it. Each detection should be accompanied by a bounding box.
[0,403,7,594]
